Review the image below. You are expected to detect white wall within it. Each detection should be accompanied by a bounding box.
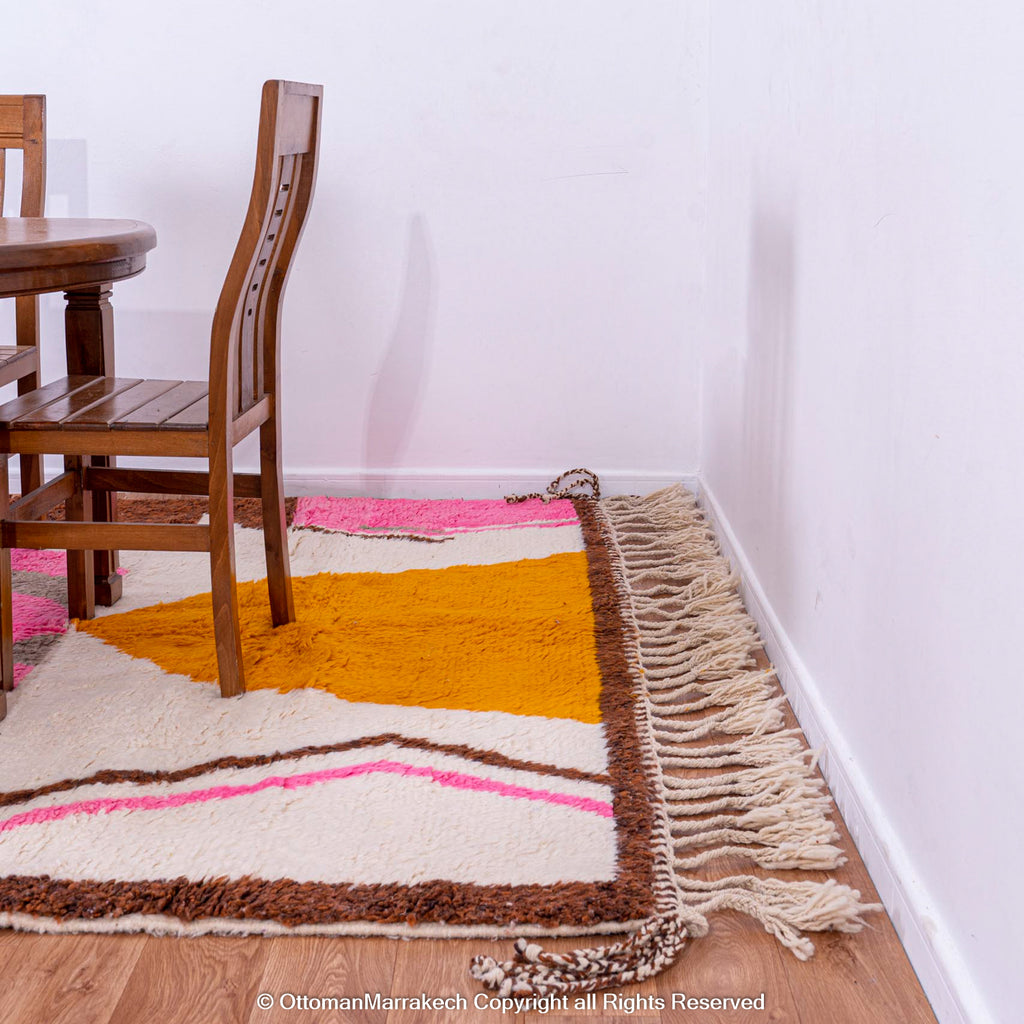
[8,3,1013,1018]
[1,0,707,496]
[702,4,1023,1022]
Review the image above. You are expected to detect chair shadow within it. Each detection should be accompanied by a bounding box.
[361,214,437,496]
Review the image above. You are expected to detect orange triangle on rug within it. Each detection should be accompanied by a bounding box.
[75,552,603,723]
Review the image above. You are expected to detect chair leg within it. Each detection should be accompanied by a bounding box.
[15,303,45,498]
[18,455,44,499]
[259,417,294,626]
[1,456,14,714]
[65,457,95,621]
[209,444,245,697]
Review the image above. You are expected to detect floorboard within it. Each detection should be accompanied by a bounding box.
[107,935,270,1024]
[249,936,398,1024]
[387,936,523,1024]
[658,912,802,1023]
[0,932,145,1024]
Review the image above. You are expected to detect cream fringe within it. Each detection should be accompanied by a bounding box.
[470,483,881,997]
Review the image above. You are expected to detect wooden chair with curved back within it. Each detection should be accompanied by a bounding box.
[0,94,48,499]
[0,80,323,713]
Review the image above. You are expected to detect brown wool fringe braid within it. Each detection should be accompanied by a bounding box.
[470,482,880,997]
[504,468,601,504]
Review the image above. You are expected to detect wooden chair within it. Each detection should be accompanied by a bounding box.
[0,80,323,713]
[0,94,48,498]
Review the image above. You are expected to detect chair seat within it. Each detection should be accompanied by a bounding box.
[0,346,40,389]
[0,375,209,431]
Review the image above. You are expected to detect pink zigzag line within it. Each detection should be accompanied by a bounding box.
[433,520,575,534]
[0,759,614,833]
[348,520,575,538]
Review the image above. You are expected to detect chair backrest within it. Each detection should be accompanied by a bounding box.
[0,95,46,217]
[0,95,46,363]
[209,80,322,436]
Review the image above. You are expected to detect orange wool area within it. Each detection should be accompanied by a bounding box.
[76,552,604,723]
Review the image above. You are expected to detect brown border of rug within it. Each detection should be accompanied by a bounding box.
[0,498,659,933]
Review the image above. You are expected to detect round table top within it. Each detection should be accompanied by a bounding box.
[0,217,157,297]
[0,218,157,269]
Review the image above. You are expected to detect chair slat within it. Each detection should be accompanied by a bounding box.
[0,375,98,426]
[238,286,256,413]
[0,98,24,144]
[63,379,182,429]
[0,347,39,388]
[163,395,209,430]
[11,377,143,428]
[0,347,34,363]
[112,380,208,428]
[19,95,45,218]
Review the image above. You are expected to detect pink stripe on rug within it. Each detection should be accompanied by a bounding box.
[431,520,575,534]
[10,549,126,578]
[11,549,67,578]
[12,593,68,642]
[0,759,613,834]
[293,497,578,537]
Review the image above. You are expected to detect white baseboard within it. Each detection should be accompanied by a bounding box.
[8,462,695,501]
[695,480,986,1024]
[272,468,694,500]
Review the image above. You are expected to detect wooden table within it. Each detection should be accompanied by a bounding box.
[0,217,157,604]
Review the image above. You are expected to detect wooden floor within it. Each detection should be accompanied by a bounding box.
[0,666,937,1024]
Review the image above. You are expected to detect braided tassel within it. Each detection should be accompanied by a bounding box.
[505,468,601,504]
[469,910,705,998]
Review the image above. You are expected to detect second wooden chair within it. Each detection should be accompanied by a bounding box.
[0,94,48,498]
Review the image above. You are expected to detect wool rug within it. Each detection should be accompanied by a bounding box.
[0,483,878,995]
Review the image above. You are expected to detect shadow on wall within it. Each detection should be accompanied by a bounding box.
[361,214,437,494]
[0,139,87,218]
[0,140,88,349]
[741,193,798,584]
[46,139,89,217]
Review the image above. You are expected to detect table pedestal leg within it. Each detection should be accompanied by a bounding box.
[64,285,122,606]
